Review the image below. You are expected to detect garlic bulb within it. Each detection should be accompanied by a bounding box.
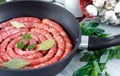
[85,0,120,25]
[92,0,105,8]
[85,5,98,16]
[114,2,120,13]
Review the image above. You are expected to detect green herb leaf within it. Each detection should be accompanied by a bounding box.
[116,53,120,59]
[27,44,36,50]
[39,39,55,50]
[3,59,29,69]
[22,34,32,40]
[99,51,109,63]
[108,49,116,60]
[92,61,101,76]
[10,21,25,28]
[115,46,120,50]
[99,63,107,72]
[105,72,111,76]
[95,28,105,34]
[17,41,24,49]
[88,22,99,28]
[80,51,93,62]
[80,22,108,38]
[73,63,92,76]
[98,34,109,38]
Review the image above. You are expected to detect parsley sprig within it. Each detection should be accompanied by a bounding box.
[27,44,36,50]
[17,41,24,49]
[22,33,32,40]
[73,22,120,76]
[17,34,35,50]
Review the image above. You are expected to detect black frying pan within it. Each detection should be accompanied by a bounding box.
[0,1,120,76]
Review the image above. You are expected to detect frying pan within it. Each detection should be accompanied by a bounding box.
[0,1,120,76]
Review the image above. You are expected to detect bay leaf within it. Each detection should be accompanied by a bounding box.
[10,21,25,28]
[39,39,55,50]
[3,59,29,69]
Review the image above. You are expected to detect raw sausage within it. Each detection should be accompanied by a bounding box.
[0,17,72,69]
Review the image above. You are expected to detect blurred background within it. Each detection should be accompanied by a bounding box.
[0,0,83,18]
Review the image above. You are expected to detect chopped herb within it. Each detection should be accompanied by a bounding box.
[27,44,36,50]
[39,39,55,51]
[17,41,24,49]
[22,34,32,40]
[3,59,29,69]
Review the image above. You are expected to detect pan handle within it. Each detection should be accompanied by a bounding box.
[79,35,120,50]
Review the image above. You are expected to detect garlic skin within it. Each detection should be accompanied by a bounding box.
[104,0,117,10]
[100,17,108,23]
[115,13,120,18]
[85,5,98,16]
[114,19,120,25]
[92,0,105,8]
[114,2,120,13]
[98,8,107,16]
[104,10,117,23]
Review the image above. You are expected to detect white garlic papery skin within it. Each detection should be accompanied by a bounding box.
[85,5,98,16]
[114,2,120,13]
[114,19,120,25]
[100,17,108,23]
[104,10,117,24]
[92,0,105,8]
[98,8,107,16]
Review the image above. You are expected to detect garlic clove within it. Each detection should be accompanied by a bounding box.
[93,0,105,8]
[98,8,107,16]
[104,0,117,10]
[85,5,98,16]
[104,10,117,23]
[114,2,120,13]
[100,16,108,23]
